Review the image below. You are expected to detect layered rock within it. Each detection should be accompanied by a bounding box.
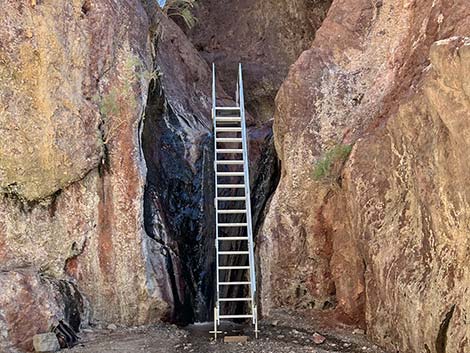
[188,0,332,123]
[260,0,470,351]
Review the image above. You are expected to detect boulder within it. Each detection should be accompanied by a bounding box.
[0,269,86,352]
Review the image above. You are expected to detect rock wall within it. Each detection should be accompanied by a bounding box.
[188,0,332,123]
[142,11,280,323]
[0,2,281,349]
[0,1,162,350]
[260,0,470,351]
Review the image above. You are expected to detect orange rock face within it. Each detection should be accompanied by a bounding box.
[260,0,470,351]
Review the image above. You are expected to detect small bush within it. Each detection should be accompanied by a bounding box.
[163,0,197,29]
[312,144,352,182]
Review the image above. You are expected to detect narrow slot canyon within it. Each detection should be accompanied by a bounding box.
[0,1,469,353]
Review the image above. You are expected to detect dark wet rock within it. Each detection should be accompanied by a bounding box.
[142,11,280,323]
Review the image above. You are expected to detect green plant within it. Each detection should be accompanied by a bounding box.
[163,0,198,29]
[312,143,353,182]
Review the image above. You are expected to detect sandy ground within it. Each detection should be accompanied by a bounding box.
[69,309,388,353]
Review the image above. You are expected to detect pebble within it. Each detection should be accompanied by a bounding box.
[312,332,326,344]
[107,324,118,330]
[353,328,366,335]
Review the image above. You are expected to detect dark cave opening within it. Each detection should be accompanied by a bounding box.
[141,76,280,324]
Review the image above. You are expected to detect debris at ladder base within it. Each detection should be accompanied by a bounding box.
[33,333,60,352]
[312,332,326,344]
[224,335,249,343]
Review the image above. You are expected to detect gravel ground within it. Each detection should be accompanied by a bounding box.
[70,310,388,353]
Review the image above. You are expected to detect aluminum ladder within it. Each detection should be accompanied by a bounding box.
[210,63,258,339]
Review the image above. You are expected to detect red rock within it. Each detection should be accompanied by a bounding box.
[0,269,85,352]
[259,0,470,351]
[188,0,332,123]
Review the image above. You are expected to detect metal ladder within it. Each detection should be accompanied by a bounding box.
[211,64,258,339]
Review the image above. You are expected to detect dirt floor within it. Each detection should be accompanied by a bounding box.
[70,309,388,353]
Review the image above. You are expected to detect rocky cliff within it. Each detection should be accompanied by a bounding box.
[259,0,470,352]
[0,1,156,351]
[0,0,469,353]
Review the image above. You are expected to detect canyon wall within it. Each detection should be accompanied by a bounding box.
[0,1,159,351]
[188,0,332,123]
[1,0,469,353]
[259,0,470,352]
[142,9,280,323]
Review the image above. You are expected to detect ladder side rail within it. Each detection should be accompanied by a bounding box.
[212,63,220,325]
[238,64,257,317]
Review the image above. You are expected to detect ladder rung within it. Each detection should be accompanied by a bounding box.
[219,298,252,302]
[219,251,249,255]
[219,315,254,319]
[217,209,247,213]
[219,281,251,285]
[216,117,241,122]
[219,266,250,270]
[216,106,241,111]
[218,223,248,227]
[217,196,246,201]
[216,172,244,177]
[216,138,242,142]
[216,149,243,153]
[216,127,242,132]
[216,160,244,165]
[218,237,249,241]
[217,184,245,189]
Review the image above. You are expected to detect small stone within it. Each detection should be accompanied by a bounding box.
[312,332,326,344]
[353,328,365,335]
[107,324,117,330]
[277,334,285,339]
[33,333,60,352]
[271,320,279,326]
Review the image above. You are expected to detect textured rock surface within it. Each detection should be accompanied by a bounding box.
[0,0,102,201]
[0,270,86,352]
[260,0,470,351]
[188,0,332,122]
[345,37,470,353]
[0,1,161,350]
